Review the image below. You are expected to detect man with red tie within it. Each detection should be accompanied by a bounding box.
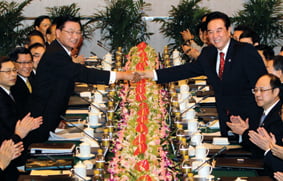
[139,11,267,136]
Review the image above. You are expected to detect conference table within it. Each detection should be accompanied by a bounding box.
[18,80,274,181]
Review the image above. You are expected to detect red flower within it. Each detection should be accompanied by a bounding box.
[137,108,149,117]
[136,94,147,102]
[139,102,149,109]
[136,123,148,134]
[134,160,150,172]
[136,85,146,94]
[136,62,145,71]
[137,42,147,50]
[137,175,152,181]
[137,115,148,124]
[134,143,147,155]
[133,133,146,145]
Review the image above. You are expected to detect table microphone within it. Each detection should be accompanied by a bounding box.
[60,115,101,143]
[74,91,107,114]
[180,95,211,116]
[97,40,111,52]
[73,91,109,123]
[192,146,227,173]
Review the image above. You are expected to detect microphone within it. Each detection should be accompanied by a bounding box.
[60,115,101,143]
[180,95,211,116]
[192,146,227,172]
[95,89,115,102]
[74,91,107,114]
[73,91,109,123]
[97,40,111,52]
[210,146,227,160]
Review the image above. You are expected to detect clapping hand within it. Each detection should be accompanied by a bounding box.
[270,133,283,160]
[15,113,43,139]
[226,115,249,135]
[274,172,283,181]
[0,140,23,170]
[248,127,273,151]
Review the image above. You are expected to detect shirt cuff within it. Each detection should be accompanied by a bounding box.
[153,70,158,81]
[238,135,243,143]
[264,148,271,156]
[109,71,116,84]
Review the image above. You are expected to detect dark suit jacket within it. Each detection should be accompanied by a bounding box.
[29,40,111,143]
[241,101,283,158]
[264,151,283,176]
[0,87,21,143]
[156,39,267,136]
[0,87,22,181]
[10,75,33,119]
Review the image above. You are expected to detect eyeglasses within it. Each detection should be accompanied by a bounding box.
[62,29,82,36]
[15,61,33,65]
[251,87,274,94]
[0,68,17,74]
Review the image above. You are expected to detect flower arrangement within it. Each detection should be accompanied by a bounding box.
[108,42,175,180]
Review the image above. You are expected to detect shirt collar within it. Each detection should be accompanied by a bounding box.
[18,74,28,83]
[0,86,10,95]
[57,39,72,56]
[264,99,280,116]
[217,39,230,55]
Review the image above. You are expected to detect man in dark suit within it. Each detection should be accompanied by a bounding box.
[139,11,267,136]
[266,55,283,100]
[0,56,42,181]
[9,47,34,119]
[29,16,137,143]
[228,74,283,158]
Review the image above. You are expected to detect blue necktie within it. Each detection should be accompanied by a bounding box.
[259,113,266,126]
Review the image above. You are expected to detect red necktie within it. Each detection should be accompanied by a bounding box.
[219,52,225,79]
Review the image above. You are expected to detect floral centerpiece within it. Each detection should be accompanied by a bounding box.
[108,42,175,180]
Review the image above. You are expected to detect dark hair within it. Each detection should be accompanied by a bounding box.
[280,46,283,52]
[239,29,260,45]
[0,56,12,69]
[272,56,283,72]
[9,47,32,62]
[28,43,46,51]
[46,24,56,35]
[55,16,82,30]
[256,44,275,60]
[34,15,51,28]
[234,25,251,32]
[205,11,230,30]
[197,22,207,33]
[27,30,45,44]
[264,73,281,91]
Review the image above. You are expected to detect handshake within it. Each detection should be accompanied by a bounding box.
[132,71,155,82]
[117,70,154,82]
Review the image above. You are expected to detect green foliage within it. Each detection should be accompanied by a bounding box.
[0,0,33,56]
[154,0,210,51]
[46,3,80,18]
[46,3,94,40]
[232,0,283,47]
[91,0,153,53]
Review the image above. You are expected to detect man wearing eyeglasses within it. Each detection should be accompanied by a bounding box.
[0,56,42,181]
[227,74,283,158]
[27,16,138,144]
[9,47,34,119]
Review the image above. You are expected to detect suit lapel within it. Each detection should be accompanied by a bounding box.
[0,87,16,105]
[262,101,281,127]
[221,40,235,80]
